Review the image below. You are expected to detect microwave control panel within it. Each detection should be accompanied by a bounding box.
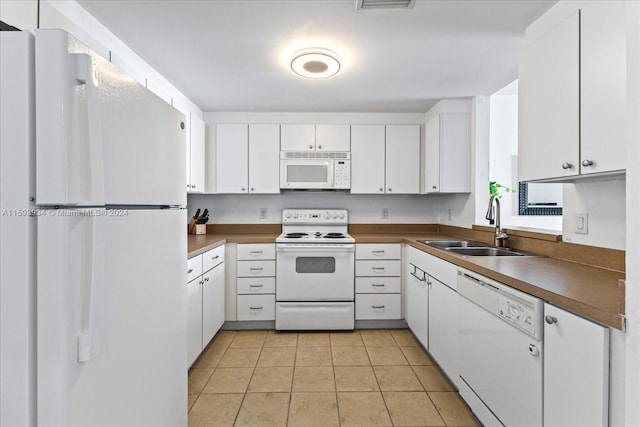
[334,161,351,188]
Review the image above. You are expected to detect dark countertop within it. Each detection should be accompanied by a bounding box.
[187,231,625,330]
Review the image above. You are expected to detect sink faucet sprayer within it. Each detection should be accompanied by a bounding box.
[485,195,509,247]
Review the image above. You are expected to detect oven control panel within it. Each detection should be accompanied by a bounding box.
[282,209,348,224]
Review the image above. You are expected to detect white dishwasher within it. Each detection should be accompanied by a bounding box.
[457,270,544,427]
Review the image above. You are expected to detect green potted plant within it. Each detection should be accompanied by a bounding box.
[487,181,516,225]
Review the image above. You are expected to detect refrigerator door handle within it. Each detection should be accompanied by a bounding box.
[77,213,103,362]
[74,53,105,205]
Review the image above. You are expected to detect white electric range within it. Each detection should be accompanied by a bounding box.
[275,209,355,330]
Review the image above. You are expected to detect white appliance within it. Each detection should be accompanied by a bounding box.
[275,209,355,330]
[1,30,188,426]
[457,270,544,427]
[280,152,351,190]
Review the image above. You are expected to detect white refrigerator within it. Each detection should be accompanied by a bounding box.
[1,29,188,426]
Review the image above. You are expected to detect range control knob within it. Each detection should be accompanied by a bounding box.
[293,212,299,219]
[285,212,292,219]
[324,212,331,219]
[339,213,345,219]
[332,213,338,219]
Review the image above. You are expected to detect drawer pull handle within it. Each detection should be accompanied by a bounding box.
[250,250,264,255]
[372,305,385,309]
[250,306,263,310]
[410,272,426,282]
[249,284,264,288]
[187,268,193,274]
[372,250,385,255]
[250,267,264,272]
[371,284,385,287]
[372,267,385,272]
[211,255,219,260]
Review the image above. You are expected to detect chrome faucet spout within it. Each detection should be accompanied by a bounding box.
[486,195,509,247]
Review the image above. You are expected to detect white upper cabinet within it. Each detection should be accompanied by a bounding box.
[519,2,625,182]
[351,125,386,194]
[280,124,350,151]
[215,123,280,194]
[385,125,420,194]
[423,113,471,194]
[580,1,626,175]
[248,124,280,194]
[189,115,205,193]
[316,124,350,151]
[280,124,315,151]
[215,124,249,193]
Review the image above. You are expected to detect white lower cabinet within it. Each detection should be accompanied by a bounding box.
[355,244,402,320]
[236,244,276,321]
[405,250,428,348]
[187,245,225,367]
[543,303,609,427]
[428,277,459,387]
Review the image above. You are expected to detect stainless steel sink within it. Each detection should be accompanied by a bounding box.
[444,247,533,257]
[417,240,492,248]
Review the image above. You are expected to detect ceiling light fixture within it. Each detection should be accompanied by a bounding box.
[290,48,341,79]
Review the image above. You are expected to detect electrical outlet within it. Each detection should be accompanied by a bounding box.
[575,212,589,235]
[382,208,389,219]
[259,208,267,219]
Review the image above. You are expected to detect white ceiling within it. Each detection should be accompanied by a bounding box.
[77,0,555,113]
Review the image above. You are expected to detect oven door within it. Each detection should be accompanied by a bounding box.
[276,244,355,301]
[280,159,334,189]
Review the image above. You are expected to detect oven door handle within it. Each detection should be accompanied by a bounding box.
[276,245,355,252]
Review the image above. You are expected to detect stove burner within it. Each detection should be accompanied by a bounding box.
[285,233,309,238]
[324,233,346,239]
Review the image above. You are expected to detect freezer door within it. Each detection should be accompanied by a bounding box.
[37,208,187,426]
[35,29,186,207]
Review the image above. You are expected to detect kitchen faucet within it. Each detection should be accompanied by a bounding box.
[485,195,509,247]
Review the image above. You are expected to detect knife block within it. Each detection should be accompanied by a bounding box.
[192,224,207,235]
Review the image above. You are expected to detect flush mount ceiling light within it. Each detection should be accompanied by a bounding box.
[290,48,341,79]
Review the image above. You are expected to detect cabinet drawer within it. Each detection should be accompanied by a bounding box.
[356,277,401,294]
[203,245,225,273]
[237,277,276,294]
[237,294,275,321]
[423,252,458,290]
[237,260,276,277]
[355,260,401,277]
[187,255,202,282]
[356,244,401,260]
[237,244,275,260]
[356,294,401,320]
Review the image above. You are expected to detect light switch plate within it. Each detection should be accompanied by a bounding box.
[575,212,589,235]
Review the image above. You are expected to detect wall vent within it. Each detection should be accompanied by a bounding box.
[355,0,415,10]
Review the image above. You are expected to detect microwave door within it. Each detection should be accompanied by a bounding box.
[281,160,333,189]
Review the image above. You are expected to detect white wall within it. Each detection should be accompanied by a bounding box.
[188,192,439,224]
[561,179,626,250]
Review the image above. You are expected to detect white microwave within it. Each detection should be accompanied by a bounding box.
[280,152,350,190]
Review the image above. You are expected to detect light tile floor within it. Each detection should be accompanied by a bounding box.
[188,329,481,427]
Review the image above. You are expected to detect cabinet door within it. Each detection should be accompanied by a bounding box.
[428,278,459,387]
[351,125,386,194]
[544,303,609,427]
[439,114,471,193]
[519,12,579,181]
[580,1,626,175]
[316,124,350,151]
[184,113,192,192]
[280,124,315,151]
[385,125,420,194]
[189,115,205,193]
[202,264,225,347]
[216,124,248,193]
[248,124,280,193]
[424,116,440,193]
[405,259,428,348]
[186,277,202,367]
